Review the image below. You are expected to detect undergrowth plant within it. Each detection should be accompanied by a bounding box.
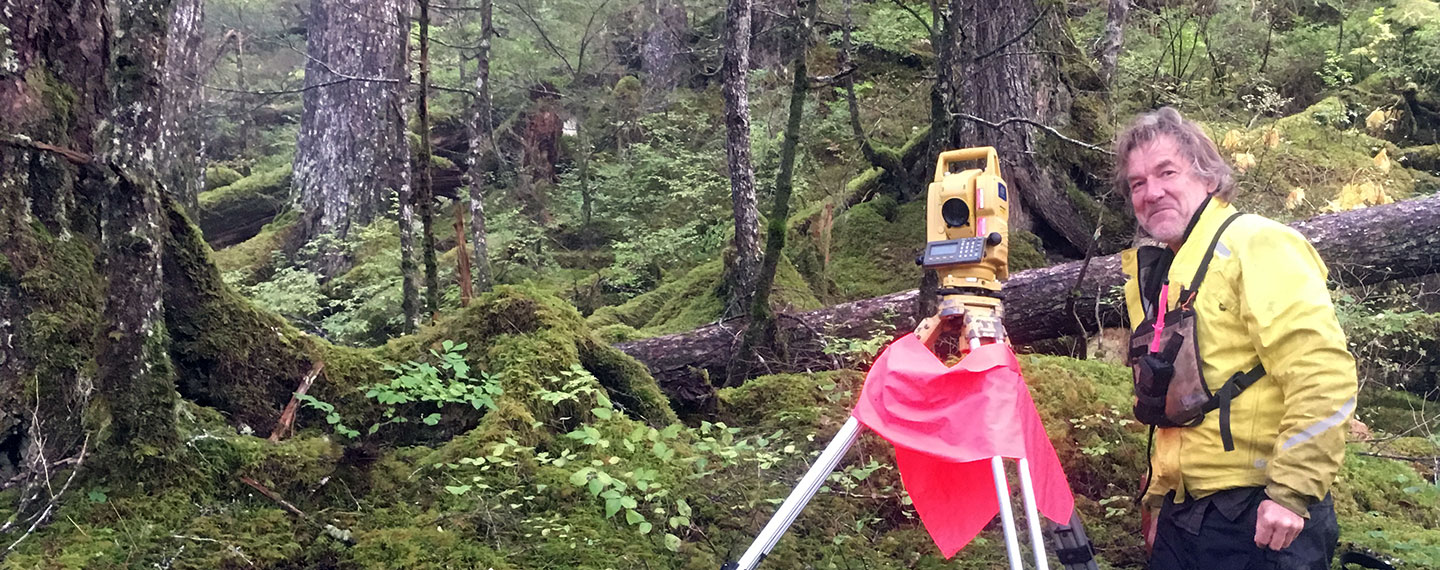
[297,340,502,438]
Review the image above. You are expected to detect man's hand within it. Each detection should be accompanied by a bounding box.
[1254,499,1304,550]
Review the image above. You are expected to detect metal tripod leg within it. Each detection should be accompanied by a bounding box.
[723,417,864,570]
[991,456,1024,570]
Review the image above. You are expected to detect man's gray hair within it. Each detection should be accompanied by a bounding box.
[1114,107,1235,201]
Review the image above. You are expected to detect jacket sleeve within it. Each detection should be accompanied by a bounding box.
[1234,224,1358,518]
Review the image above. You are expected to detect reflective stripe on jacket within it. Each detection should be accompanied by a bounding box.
[1121,198,1358,517]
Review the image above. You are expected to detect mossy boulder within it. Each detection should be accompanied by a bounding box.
[824,195,926,301]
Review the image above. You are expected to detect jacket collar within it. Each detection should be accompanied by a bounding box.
[1174,195,1237,261]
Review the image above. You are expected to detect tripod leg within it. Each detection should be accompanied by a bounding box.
[1017,458,1050,570]
[725,416,864,570]
[991,456,1024,570]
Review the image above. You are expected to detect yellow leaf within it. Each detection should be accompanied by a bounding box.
[1221,130,1243,152]
[1263,128,1280,148]
[1373,149,1391,173]
[1232,152,1256,173]
[1284,187,1306,210]
[1366,108,1388,132]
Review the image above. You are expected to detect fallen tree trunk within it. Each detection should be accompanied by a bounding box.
[620,195,1440,411]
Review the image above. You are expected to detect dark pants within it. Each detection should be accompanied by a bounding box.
[1148,487,1338,570]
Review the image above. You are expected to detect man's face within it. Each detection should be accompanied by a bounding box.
[1126,135,1214,249]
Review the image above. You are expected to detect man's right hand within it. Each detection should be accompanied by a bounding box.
[1254,499,1305,550]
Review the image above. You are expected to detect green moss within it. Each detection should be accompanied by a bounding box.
[430,154,456,170]
[1007,229,1047,272]
[1233,97,1421,221]
[591,255,821,339]
[825,196,926,301]
[204,165,243,191]
[594,323,643,343]
[197,165,292,247]
[719,370,864,433]
[212,212,297,282]
[1357,384,1439,436]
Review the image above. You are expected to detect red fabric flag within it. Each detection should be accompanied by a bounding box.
[851,333,1074,558]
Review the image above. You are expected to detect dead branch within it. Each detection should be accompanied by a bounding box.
[1,434,89,558]
[269,360,326,442]
[951,112,1114,155]
[239,476,354,544]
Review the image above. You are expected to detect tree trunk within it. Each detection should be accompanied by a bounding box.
[416,0,440,314]
[640,0,688,108]
[722,0,762,318]
[620,195,1440,409]
[952,0,1093,255]
[727,0,814,386]
[841,0,904,179]
[157,0,206,215]
[292,0,409,276]
[395,95,421,332]
[1093,0,1128,86]
[98,0,181,458]
[453,200,474,307]
[466,0,496,294]
[1,0,113,484]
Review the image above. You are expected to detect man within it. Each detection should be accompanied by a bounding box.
[1116,107,1358,570]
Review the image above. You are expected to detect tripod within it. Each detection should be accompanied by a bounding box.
[720,292,1098,570]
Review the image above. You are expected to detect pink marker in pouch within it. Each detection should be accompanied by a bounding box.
[1149,282,1169,354]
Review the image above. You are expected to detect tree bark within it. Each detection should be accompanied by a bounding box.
[395,96,421,332]
[97,0,181,457]
[728,0,815,386]
[453,199,474,307]
[951,0,1093,255]
[640,0,688,108]
[157,0,206,215]
[465,0,496,294]
[416,0,440,314]
[1093,0,1128,87]
[1,0,112,484]
[722,0,762,318]
[292,0,410,276]
[620,196,1440,410]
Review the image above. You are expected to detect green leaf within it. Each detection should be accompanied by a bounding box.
[442,340,454,351]
[620,496,638,509]
[676,499,691,517]
[569,469,592,486]
[591,407,613,420]
[664,533,682,552]
[445,485,471,495]
[422,413,442,426]
[605,498,622,518]
[625,509,644,525]
[638,521,652,534]
[588,478,605,497]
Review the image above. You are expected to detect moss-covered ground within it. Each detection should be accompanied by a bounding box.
[10,286,1435,569]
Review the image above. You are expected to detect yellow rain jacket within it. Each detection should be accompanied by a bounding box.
[1121,198,1358,517]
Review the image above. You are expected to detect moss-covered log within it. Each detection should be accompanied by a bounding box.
[620,194,1440,407]
[197,165,292,248]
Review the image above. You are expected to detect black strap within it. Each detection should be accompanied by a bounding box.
[1135,425,1156,505]
[1182,212,1245,303]
[1204,363,1267,451]
[1339,551,1396,570]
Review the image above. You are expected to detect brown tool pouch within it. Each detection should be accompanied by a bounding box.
[1127,211,1267,450]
